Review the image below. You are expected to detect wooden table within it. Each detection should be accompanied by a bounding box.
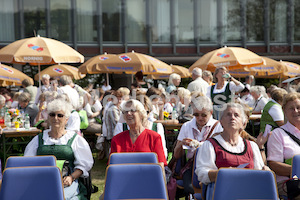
[1,127,41,163]
[158,121,183,152]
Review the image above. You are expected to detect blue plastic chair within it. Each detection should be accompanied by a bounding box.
[292,154,300,178]
[108,152,158,165]
[5,155,57,168]
[212,168,278,200]
[103,164,168,200]
[0,166,64,200]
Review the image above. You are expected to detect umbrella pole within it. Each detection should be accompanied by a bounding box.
[106,73,109,85]
[38,63,41,92]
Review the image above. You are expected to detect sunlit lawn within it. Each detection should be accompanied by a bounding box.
[90,154,108,200]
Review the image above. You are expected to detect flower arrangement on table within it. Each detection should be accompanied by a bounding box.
[7,108,22,125]
[163,111,169,120]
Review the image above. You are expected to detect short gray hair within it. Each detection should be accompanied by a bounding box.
[47,99,72,118]
[0,95,5,106]
[58,75,72,86]
[219,103,247,124]
[192,67,202,76]
[122,99,147,125]
[191,95,213,112]
[250,86,267,97]
[42,74,50,80]
[18,92,31,102]
[168,73,181,86]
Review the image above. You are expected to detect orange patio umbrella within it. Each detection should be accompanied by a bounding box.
[0,35,84,88]
[78,53,117,74]
[0,63,33,86]
[148,65,191,79]
[34,64,85,81]
[229,57,284,78]
[189,46,265,72]
[280,61,300,79]
[81,51,172,75]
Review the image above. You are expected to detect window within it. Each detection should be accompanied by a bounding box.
[50,0,72,41]
[0,0,18,41]
[294,0,300,41]
[246,0,264,42]
[223,0,241,42]
[198,0,217,42]
[150,0,171,43]
[102,0,122,42]
[77,0,97,42]
[24,0,46,38]
[126,0,147,43]
[270,0,287,42]
[175,0,194,42]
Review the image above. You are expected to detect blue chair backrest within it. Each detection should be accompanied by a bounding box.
[213,168,278,200]
[5,156,56,168]
[292,154,300,178]
[109,152,158,165]
[104,164,168,200]
[0,166,64,200]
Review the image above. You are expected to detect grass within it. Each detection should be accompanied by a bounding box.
[90,154,108,200]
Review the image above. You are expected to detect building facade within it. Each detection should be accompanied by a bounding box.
[0,0,300,65]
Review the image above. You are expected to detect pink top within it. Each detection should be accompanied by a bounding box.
[110,129,167,166]
[267,121,300,182]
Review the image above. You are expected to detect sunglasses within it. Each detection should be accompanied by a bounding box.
[122,109,137,115]
[193,113,208,118]
[49,113,65,118]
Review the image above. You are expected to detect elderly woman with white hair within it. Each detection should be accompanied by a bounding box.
[173,95,223,195]
[110,99,167,167]
[250,86,269,114]
[24,99,94,200]
[166,73,181,94]
[0,94,6,110]
[176,87,193,123]
[195,103,266,185]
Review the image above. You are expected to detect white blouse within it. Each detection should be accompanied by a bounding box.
[195,134,264,184]
[24,129,94,177]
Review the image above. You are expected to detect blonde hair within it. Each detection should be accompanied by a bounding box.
[177,87,191,100]
[283,92,300,110]
[213,66,227,83]
[117,87,130,96]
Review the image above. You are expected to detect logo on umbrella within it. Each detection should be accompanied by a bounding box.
[0,66,14,74]
[217,53,230,58]
[286,63,299,70]
[53,68,63,73]
[28,44,44,52]
[119,55,131,62]
[99,56,108,61]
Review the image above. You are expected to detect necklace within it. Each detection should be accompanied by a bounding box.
[227,141,238,146]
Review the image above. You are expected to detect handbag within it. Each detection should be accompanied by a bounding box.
[283,178,300,200]
[280,128,300,199]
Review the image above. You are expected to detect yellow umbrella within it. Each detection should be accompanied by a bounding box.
[0,63,33,86]
[148,65,191,79]
[78,53,117,74]
[88,51,172,75]
[0,35,84,88]
[280,61,300,79]
[229,57,284,78]
[34,64,85,81]
[189,46,264,72]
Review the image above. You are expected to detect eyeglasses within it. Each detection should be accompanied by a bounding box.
[49,113,65,118]
[122,109,137,115]
[193,113,208,118]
